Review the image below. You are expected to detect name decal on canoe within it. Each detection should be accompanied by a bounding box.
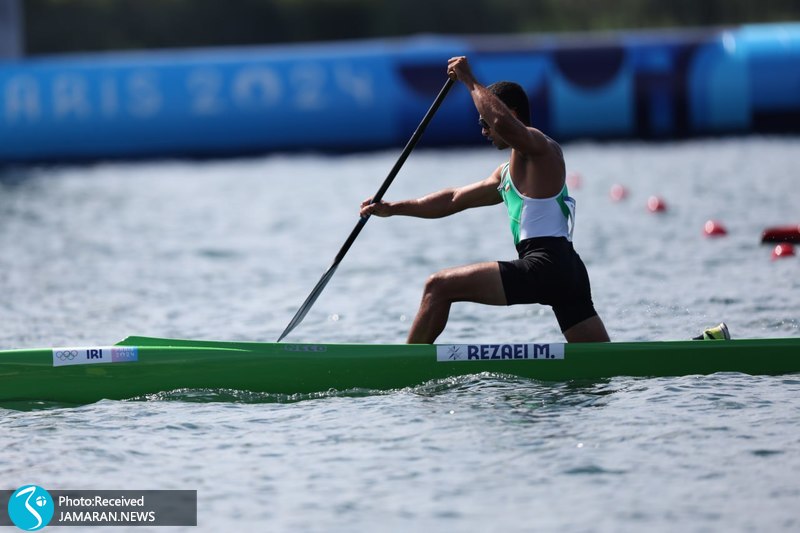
[283,344,328,353]
[52,347,139,367]
[436,343,564,362]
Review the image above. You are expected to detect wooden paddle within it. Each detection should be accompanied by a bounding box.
[277,77,455,342]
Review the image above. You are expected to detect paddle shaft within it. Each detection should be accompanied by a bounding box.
[277,77,455,342]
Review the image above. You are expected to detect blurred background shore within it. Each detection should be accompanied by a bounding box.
[8,0,800,56]
[3,1,800,164]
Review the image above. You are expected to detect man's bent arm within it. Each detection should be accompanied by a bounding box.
[470,84,551,156]
[448,56,550,157]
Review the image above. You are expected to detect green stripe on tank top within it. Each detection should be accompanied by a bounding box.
[556,186,571,219]
[499,171,523,245]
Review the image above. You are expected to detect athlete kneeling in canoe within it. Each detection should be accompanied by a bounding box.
[360,56,610,344]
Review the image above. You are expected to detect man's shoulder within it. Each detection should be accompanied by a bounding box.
[539,131,563,153]
[519,127,563,159]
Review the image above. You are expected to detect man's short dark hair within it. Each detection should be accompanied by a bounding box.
[487,81,531,126]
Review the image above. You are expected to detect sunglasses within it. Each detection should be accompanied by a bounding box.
[478,117,490,130]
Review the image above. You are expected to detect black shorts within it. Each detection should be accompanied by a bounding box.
[498,237,598,332]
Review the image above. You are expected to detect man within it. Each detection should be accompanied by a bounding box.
[360,56,610,344]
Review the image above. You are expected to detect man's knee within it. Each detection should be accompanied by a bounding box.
[423,271,453,300]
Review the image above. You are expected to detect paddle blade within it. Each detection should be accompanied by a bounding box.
[277,264,339,342]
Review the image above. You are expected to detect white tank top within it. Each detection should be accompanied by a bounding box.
[497,163,575,245]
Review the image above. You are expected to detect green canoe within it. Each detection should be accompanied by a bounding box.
[1,336,799,405]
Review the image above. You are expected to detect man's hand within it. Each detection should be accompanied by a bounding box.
[360,197,394,217]
[447,56,477,88]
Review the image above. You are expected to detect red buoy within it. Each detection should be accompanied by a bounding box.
[704,220,728,237]
[566,171,583,189]
[772,243,795,260]
[609,184,628,202]
[647,195,667,213]
[762,225,800,244]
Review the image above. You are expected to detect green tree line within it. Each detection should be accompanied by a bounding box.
[23,0,800,55]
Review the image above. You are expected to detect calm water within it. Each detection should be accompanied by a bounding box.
[1,137,799,531]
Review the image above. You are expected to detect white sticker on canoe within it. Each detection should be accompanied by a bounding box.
[52,347,139,367]
[436,343,564,362]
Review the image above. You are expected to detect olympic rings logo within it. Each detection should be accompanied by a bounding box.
[54,350,79,360]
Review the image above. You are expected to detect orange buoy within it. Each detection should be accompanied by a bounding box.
[647,195,667,213]
[609,184,628,202]
[761,225,800,243]
[772,243,795,260]
[703,220,727,237]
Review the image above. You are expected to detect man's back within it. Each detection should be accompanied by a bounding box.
[508,131,566,199]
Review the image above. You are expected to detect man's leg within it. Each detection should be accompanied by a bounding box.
[407,262,506,344]
[563,315,610,343]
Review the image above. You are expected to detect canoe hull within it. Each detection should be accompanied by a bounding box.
[1,336,799,404]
